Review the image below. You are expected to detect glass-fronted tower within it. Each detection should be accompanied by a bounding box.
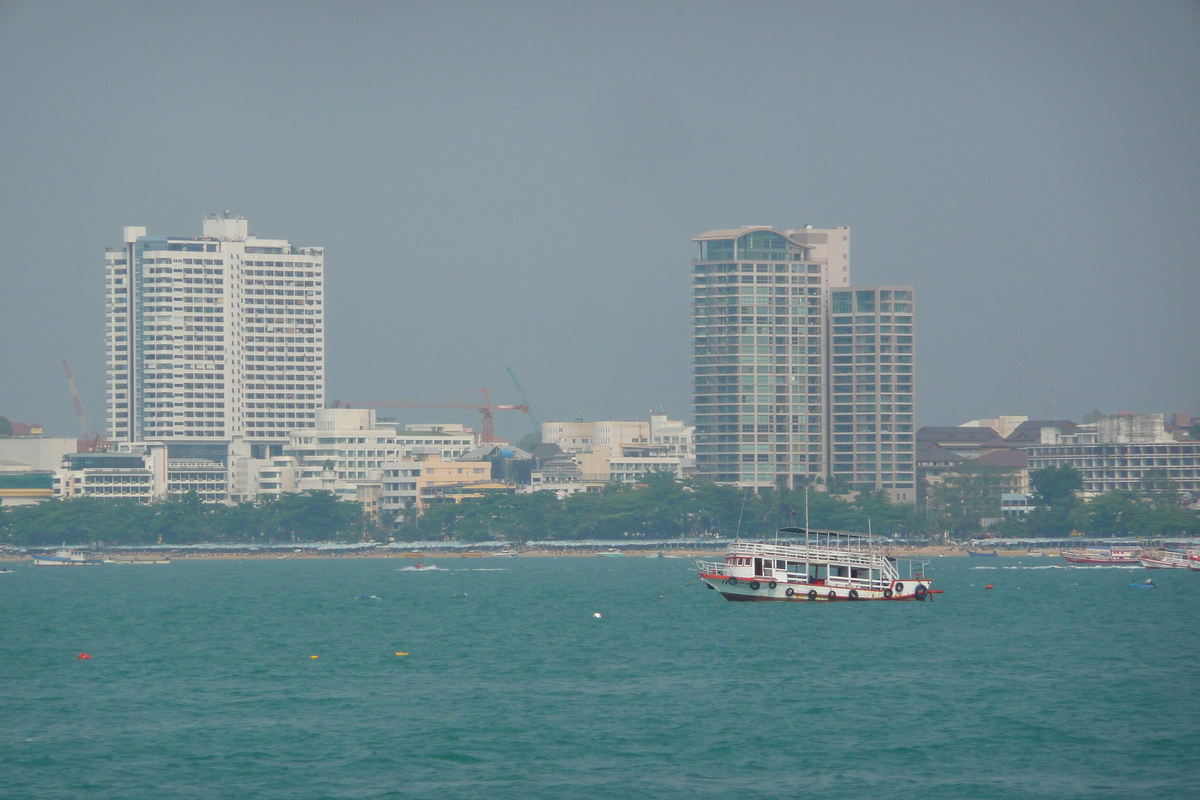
[105,214,325,454]
[691,226,849,490]
[691,225,915,502]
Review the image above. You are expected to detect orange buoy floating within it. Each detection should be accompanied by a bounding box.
[985,584,993,590]
[77,653,91,659]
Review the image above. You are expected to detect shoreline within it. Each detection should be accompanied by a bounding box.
[0,545,1061,562]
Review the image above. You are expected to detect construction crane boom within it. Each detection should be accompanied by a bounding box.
[346,388,528,445]
[506,367,541,434]
[63,360,90,438]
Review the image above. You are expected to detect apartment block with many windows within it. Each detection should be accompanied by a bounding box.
[691,226,849,490]
[690,226,915,501]
[105,213,325,456]
[827,287,916,501]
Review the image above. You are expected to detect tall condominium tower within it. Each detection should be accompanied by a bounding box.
[105,214,325,454]
[827,286,917,502]
[691,225,915,501]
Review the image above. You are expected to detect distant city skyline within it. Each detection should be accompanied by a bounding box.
[2,2,1197,440]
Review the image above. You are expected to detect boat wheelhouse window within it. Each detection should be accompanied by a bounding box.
[787,561,803,573]
[775,559,786,570]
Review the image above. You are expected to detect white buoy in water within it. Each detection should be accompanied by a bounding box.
[592,612,602,619]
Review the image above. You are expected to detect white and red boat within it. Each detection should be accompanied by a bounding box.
[1140,551,1191,569]
[696,528,939,602]
[1060,546,1143,565]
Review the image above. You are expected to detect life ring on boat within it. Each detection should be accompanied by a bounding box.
[749,580,760,591]
[915,584,928,600]
[827,590,837,601]
[768,581,777,590]
[894,582,904,594]
[785,587,795,597]
[848,589,859,601]
[807,589,818,601]
[883,588,893,599]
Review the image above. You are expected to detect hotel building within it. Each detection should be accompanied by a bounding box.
[105,213,325,459]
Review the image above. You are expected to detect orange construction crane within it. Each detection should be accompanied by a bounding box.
[63,360,107,452]
[343,388,528,445]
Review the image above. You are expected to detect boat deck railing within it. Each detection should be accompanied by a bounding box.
[728,540,885,568]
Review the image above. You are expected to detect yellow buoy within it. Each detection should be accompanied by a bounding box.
[310,655,319,659]
[395,652,408,656]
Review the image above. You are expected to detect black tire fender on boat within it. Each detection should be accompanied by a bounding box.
[768,581,777,590]
[883,587,893,599]
[748,580,760,591]
[894,582,904,594]
[726,577,738,586]
[785,587,795,597]
[848,589,859,601]
[807,589,818,601]
[827,590,837,601]
[915,584,928,600]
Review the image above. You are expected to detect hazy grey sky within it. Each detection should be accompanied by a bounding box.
[2,1,1198,442]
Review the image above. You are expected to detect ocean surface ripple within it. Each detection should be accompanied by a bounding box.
[1,557,1197,799]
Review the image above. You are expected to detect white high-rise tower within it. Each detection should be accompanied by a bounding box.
[105,214,325,456]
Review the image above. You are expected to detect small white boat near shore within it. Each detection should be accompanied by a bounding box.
[1140,551,1191,569]
[33,549,104,567]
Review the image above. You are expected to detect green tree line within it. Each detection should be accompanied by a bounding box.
[397,473,926,542]
[1015,465,1200,537]
[925,463,1200,538]
[0,490,367,547]
[2,467,1195,546]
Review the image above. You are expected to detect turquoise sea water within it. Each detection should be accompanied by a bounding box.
[1,556,1198,799]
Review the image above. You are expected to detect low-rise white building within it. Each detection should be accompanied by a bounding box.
[57,445,169,503]
[0,435,81,472]
[537,411,694,488]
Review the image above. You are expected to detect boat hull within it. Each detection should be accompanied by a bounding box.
[1140,557,1189,569]
[1061,553,1141,565]
[700,573,937,602]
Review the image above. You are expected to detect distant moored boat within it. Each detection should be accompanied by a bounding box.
[33,549,104,567]
[1061,546,1143,565]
